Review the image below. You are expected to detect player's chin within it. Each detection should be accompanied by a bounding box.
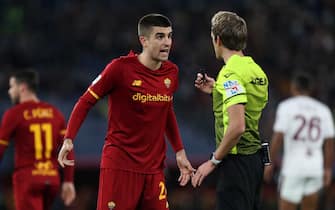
[158,52,169,60]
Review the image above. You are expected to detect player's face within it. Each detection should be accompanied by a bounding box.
[144,26,172,62]
[8,77,20,104]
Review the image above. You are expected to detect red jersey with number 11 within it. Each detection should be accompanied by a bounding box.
[0,101,73,181]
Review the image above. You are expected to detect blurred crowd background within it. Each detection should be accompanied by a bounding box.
[0,0,335,209]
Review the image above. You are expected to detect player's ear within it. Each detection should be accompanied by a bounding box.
[19,83,28,93]
[215,35,222,46]
[139,35,147,48]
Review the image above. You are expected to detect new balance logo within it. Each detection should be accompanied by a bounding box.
[132,80,142,86]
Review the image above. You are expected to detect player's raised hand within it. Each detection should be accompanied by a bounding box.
[176,149,196,186]
[194,72,215,94]
[58,138,75,168]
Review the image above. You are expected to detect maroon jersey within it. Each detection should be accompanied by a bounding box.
[0,101,73,181]
[65,53,183,173]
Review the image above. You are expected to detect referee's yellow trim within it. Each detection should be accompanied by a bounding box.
[230,145,238,154]
[88,88,100,100]
[0,140,9,146]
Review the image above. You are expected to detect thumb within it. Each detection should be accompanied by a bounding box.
[186,162,196,172]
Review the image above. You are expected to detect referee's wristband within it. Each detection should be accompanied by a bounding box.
[210,153,222,166]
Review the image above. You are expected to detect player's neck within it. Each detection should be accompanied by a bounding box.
[20,93,39,103]
[138,53,162,70]
[222,48,244,63]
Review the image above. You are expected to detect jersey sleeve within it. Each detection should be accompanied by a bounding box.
[88,60,122,100]
[65,60,122,140]
[0,110,18,160]
[55,110,75,182]
[216,72,247,108]
[323,107,335,138]
[165,104,184,152]
[273,103,287,133]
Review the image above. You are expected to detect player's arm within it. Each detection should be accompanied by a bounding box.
[323,137,334,187]
[165,104,195,186]
[192,104,245,187]
[192,73,247,187]
[0,110,17,160]
[213,104,245,159]
[263,132,283,183]
[58,61,120,167]
[57,118,76,206]
[58,91,98,168]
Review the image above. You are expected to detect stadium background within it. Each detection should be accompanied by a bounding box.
[0,0,334,209]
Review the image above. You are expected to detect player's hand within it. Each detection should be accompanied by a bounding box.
[263,165,273,183]
[61,182,76,206]
[191,160,216,187]
[194,73,215,94]
[58,138,75,168]
[176,149,196,186]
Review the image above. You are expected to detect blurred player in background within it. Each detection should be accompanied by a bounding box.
[57,13,194,210]
[264,72,334,210]
[0,70,76,210]
[192,11,268,210]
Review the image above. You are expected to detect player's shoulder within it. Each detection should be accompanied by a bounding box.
[105,51,137,67]
[38,101,65,118]
[163,60,178,71]
[309,98,332,113]
[115,51,137,63]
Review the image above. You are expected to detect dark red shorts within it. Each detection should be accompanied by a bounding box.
[13,168,60,210]
[97,168,169,210]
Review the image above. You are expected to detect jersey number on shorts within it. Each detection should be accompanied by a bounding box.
[159,181,167,200]
[29,123,53,160]
[293,115,321,141]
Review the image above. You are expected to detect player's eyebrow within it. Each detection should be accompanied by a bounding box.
[154,31,173,38]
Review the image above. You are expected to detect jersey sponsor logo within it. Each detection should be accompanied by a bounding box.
[223,80,244,97]
[224,73,234,78]
[92,74,102,85]
[23,108,54,120]
[164,78,171,88]
[250,77,267,85]
[32,160,57,176]
[132,80,142,87]
[132,93,172,103]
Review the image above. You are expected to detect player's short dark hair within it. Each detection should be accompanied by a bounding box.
[291,72,314,93]
[11,69,39,92]
[211,11,247,51]
[138,13,172,37]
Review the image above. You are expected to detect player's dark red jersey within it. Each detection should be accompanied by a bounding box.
[65,53,184,173]
[0,101,73,181]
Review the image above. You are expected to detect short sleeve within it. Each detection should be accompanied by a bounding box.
[216,72,247,108]
[273,103,287,133]
[323,108,335,138]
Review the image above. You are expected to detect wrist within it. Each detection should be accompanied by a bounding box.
[210,152,222,166]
